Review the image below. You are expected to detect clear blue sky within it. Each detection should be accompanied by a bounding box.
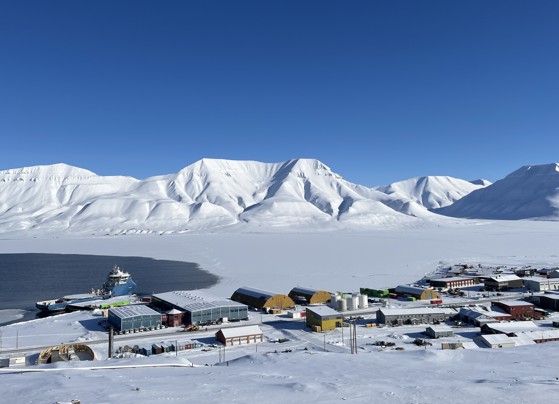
[1,1,558,186]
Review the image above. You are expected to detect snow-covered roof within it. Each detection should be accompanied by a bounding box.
[166,309,183,315]
[109,304,160,319]
[218,325,263,339]
[484,321,539,333]
[429,276,476,283]
[426,325,453,332]
[306,306,341,317]
[153,290,246,312]
[486,274,522,282]
[481,334,515,345]
[494,300,533,307]
[520,329,559,341]
[380,307,454,316]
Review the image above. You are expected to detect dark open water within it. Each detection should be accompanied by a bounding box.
[0,253,219,324]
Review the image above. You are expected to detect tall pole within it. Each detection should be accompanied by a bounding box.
[108,327,114,359]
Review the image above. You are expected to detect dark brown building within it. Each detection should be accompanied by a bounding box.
[492,300,539,320]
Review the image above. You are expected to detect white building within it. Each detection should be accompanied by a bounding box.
[523,277,559,292]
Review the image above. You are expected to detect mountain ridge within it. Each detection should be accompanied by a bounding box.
[0,158,553,235]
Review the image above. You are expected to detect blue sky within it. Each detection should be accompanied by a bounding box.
[0,1,558,186]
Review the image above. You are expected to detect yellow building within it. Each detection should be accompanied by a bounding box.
[231,287,295,311]
[289,287,331,305]
[306,306,343,332]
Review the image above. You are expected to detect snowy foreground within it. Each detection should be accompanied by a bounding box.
[2,220,559,403]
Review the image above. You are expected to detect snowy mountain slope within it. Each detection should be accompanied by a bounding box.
[375,176,490,210]
[435,163,559,220]
[0,159,440,234]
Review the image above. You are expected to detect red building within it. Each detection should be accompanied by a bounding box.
[492,300,539,320]
[163,309,184,327]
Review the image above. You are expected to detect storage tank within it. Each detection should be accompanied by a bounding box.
[359,294,368,309]
[330,293,340,308]
[337,298,347,312]
[352,294,360,310]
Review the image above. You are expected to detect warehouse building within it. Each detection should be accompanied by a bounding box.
[483,274,524,291]
[306,306,344,332]
[523,277,559,292]
[377,307,454,325]
[394,285,440,300]
[216,325,264,346]
[152,290,248,326]
[492,300,539,320]
[480,334,516,349]
[428,277,479,289]
[457,307,511,326]
[481,321,540,336]
[231,287,295,311]
[288,287,331,305]
[108,305,162,332]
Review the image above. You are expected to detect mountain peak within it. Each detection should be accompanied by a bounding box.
[506,163,559,179]
[376,175,488,209]
[0,163,97,179]
[435,162,559,220]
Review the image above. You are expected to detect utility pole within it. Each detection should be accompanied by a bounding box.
[108,327,114,359]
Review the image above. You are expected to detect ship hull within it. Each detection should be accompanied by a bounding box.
[35,275,137,313]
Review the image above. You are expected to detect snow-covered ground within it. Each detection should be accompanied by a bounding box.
[2,220,559,403]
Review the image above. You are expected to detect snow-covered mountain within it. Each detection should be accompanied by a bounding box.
[0,159,443,235]
[375,176,490,210]
[3,159,553,235]
[435,163,559,220]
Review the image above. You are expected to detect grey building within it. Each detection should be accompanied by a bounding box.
[108,305,162,332]
[425,325,454,339]
[377,307,454,325]
[152,290,249,326]
[484,275,524,291]
[523,277,559,292]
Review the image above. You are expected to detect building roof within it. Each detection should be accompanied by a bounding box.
[166,309,183,315]
[484,321,539,334]
[494,300,534,307]
[290,287,328,296]
[486,274,522,282]
[429,277,476,283]
[153,290,247,312]
[306,306,342,317]
[217,325,263,339]
[481,334,515,345]
[109,304,160,319]
[541,293,559,301]
[426,325,454,333]
[523,277,559,284]
[458,307,510,321]
[380,307,454,316]
[233,287,280,300]
[394,285,435,295]
[520,329,559,341]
